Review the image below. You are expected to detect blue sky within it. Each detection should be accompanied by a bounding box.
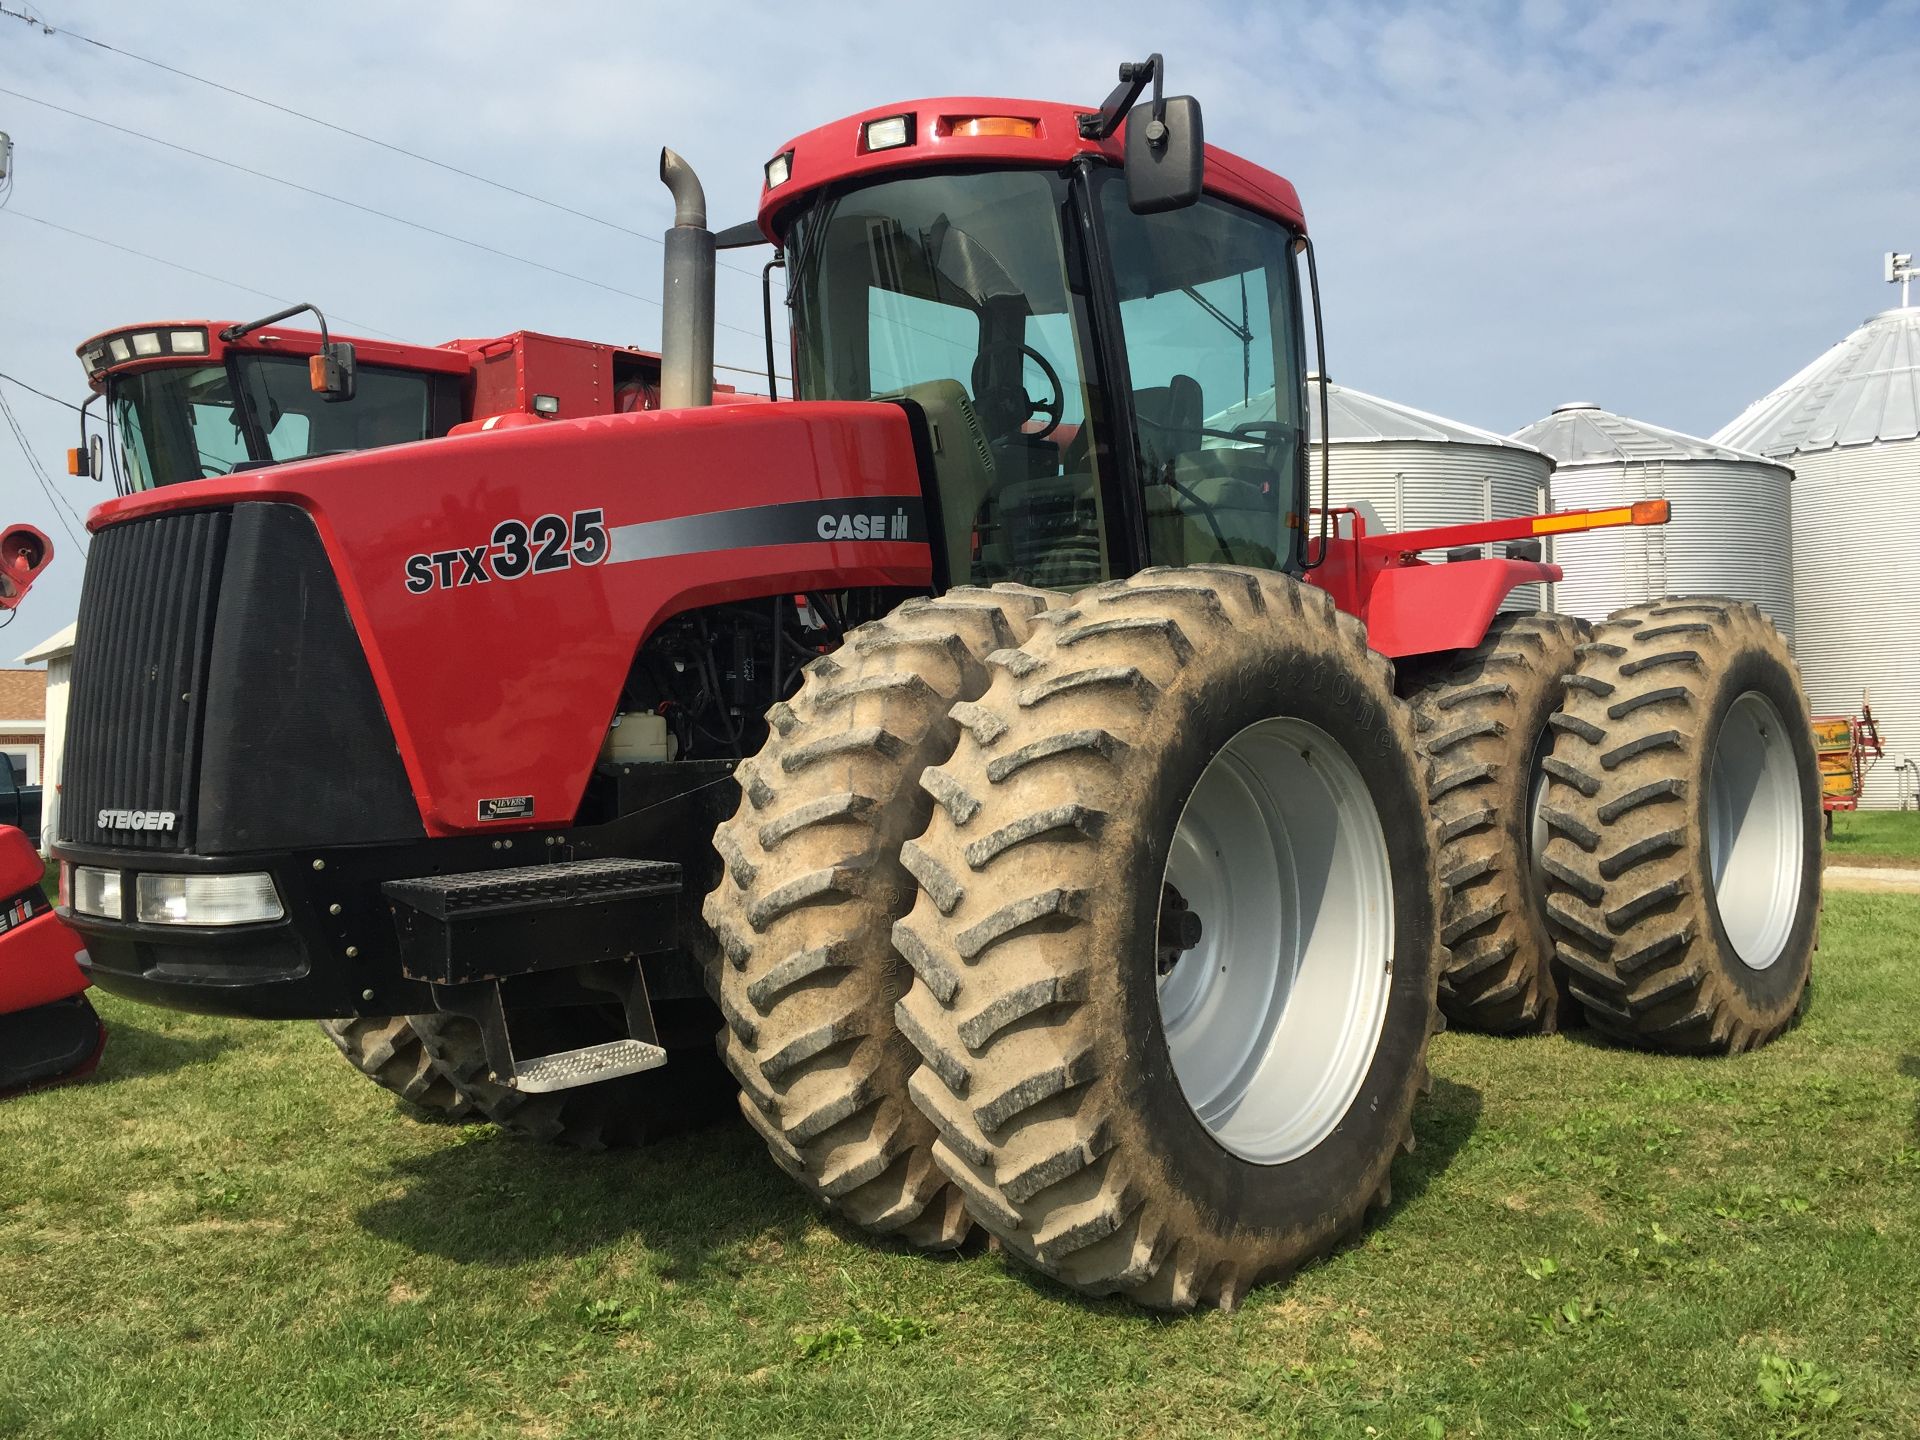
[2,0,1916,655]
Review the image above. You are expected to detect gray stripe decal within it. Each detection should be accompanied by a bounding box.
[607,496,927,564]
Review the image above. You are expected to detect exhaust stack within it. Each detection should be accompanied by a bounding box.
[658,147,716,409]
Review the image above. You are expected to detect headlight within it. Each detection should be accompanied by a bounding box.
[764,150,793,189]
[70,866,124,920]
[134,872,284,926]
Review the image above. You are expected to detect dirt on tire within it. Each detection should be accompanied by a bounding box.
[1541,598,1820,1053]
[318,1016,474,1119]
[701,586,1057,1249]
[1408,611,1590,1033]
[892,566,1443,1310]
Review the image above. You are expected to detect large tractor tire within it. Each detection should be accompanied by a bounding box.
[1541,599,1819,1053]
[1408,612,1590,1034]
[410,998,732,1148]
[702,586,1057,1250]
[893,567,1443,1310]
[317,1016,475,1119]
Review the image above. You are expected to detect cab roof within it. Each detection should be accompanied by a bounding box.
[757,96,1305,243]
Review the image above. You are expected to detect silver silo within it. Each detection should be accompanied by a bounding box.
[1511,403,1795,640]
[1298,379,1556,611]
[1714,296,1920,808]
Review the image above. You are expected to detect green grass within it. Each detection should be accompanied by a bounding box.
[1826,810,1920,868]
[5,894,1919,1439]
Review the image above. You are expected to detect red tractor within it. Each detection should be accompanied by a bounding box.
[51,58,1821,1308]
[66,308,756,1109]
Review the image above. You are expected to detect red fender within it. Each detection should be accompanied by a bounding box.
[1361,557,1562,659]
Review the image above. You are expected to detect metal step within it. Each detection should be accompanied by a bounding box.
[511,1038,667,1093]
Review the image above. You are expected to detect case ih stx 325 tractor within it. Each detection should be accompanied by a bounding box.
[68,309,753,1110]
[54,59,1820,1308]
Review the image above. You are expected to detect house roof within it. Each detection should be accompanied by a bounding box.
[16,621,76,667]
[0,668,47,722]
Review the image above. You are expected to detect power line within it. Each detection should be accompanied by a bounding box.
[0,385,88,551]
[0,8,781,285]
[0,87,776,347]
[0,210,403,340]
[0,369,82,413]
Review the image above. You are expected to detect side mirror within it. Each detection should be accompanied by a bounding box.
[1125,94,1203,214]
[308,341,356,402]
[66,434,105,481]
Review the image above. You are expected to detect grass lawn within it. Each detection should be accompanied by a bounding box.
[1826,810,1920,869]
[4,893,1918,1439]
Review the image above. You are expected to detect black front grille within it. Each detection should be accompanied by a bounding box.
[62,510,230,851]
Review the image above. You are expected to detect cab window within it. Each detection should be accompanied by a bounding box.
[1097,175,1304,571]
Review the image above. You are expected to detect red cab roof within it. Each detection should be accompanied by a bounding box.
[757,96,1305,242]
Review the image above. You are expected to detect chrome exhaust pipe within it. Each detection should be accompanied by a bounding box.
[658,147,715,409]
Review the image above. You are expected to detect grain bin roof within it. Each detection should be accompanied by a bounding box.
[1712,306,1920,458]
[1512,403,1775,467]
[1303,378,1547,454]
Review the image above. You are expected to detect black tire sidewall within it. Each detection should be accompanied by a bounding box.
[1693,645,1820,1014]
[1113,638,1435,1237]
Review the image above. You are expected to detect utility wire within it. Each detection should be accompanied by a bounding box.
[0,210,403,339]
[0,87,776,346]
[0,369,81,413]
[0,10,780,282]
[0,386,87,551]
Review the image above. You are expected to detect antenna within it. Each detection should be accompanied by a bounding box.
[1888,250,1915,307]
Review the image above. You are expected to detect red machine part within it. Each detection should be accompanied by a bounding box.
[0,523,52,611]
[0,826,87,1014]
[1304,500,1670,658]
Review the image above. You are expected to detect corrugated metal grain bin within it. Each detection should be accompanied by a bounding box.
[1714,302,1920,808]
[1511,403,1795,639]
[1296,379,1556,611]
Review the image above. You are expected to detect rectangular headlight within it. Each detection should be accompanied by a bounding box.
[862,114,913,151]
[134,872,284,927]
[169,329,208,354]
[71,866,124,920]
[130,331,163,357]
[764,150,793,189]
[108,337,132,363]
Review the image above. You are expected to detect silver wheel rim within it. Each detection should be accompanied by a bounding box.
[1708,690,1804,971]
[1157,717,1395,1166]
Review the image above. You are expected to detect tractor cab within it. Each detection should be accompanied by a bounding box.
[72,315,691,495]
[73,315,469,494]
[761,66,1311,590]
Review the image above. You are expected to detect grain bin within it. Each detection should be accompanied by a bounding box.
[1714,299,1920,808]
[1292,379,1556,611]
[1510,403,1795,639]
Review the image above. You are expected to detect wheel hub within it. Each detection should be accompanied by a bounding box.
[1708,690,1804,971]
[1156,717,1394,1166]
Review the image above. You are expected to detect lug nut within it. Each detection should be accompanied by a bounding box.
[345,945,359,958]
[328,903,342,916]
[311,858,325,871]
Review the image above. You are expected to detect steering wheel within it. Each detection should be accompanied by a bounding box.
[972,343,1065,440]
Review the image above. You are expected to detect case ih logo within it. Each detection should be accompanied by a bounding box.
[98,809,178,831]
[817,508,912,542]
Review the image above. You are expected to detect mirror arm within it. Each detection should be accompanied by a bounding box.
[1081,53,1164,140]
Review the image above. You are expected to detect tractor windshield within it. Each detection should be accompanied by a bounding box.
[787,169,1111,589]
[109,355,447,493]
